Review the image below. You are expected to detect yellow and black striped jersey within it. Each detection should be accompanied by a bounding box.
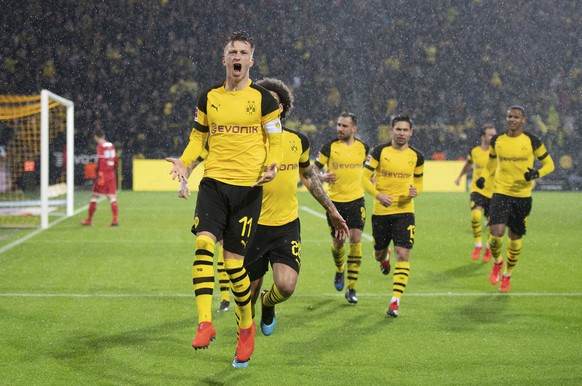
[487,131,553,198]
[363,143,424,215]
[260,128,310,226]
[467,145,494,198]
[180,79,281,186]
[314,139,369,203]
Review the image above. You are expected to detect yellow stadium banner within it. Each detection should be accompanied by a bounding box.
[423,160,466,192]
[132,159,205,192]
[132,159,467,192]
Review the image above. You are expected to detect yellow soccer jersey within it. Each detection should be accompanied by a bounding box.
[259,128,310,226]
[314,139,369,203]
[362,143,425,215]
[467,145,494,198]
[180,80,281,186]
[488,131,552,198]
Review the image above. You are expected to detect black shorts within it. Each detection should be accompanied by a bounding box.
[192,177,263,256]
[244,218,302,282]
[489,193,532,236]
[470,191,492,218]
[327,197,366,235]
[371,213,415,250]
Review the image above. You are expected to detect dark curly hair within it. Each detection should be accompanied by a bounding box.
[256,78,294,119]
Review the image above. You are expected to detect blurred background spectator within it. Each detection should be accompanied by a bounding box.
[2,0,581,189]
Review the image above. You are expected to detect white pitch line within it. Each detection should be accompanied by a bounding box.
[0,197,107,255]
[0,292,580,298]
[300,205,374,241]
[0,205,90,255]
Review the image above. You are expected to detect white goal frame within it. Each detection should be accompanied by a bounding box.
[40,89,75,229]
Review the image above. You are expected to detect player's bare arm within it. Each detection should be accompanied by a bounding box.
[454,160,471,186]
[301,166,348,239]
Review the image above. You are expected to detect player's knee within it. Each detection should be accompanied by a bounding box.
[195,234,215,254]
[277,282,296,298]
[394,247,410,262]
[374,249,388,262]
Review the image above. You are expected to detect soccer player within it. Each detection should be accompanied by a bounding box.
[313,112,369,304]
[245,78,348,336]
[454,124,497,261]
[361,115,424,317]
[476,105,554,292]
[80,129,119,227]
[166,31,282,368]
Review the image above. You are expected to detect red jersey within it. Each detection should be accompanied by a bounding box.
[97,141,117,173]
[93,140,117,195]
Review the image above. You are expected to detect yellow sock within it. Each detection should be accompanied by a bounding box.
[225,258,253,329]
[216,246,230,302]
[263,283,287,307]
[193,234,215,324]
[490,235,504,264]
[505,238,522,275]
[470,209,483,244]
[346,242,362,289]
[332,245,345,273]
[392,261,410,299]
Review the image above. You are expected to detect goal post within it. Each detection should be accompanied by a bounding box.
[41,90,75,229]
[0,90,74,229]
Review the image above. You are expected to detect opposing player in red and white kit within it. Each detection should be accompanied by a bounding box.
[81,129,119,226]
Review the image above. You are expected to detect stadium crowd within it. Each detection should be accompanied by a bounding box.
[2,0,581,188]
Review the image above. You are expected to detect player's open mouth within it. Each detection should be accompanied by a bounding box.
[234,63,242,72]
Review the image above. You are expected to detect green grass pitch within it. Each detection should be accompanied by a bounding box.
[0,190,581,385]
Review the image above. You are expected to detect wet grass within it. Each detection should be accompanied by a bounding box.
[0,191,580,385]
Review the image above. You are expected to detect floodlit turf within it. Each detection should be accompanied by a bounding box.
[0,191,581,385]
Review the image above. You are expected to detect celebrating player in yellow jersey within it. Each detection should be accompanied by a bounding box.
[454,124,497,261]
[166,31,282,368]
[476,105,554,292]
[314,113,369,304]
[245,78,348,336]
[361,115,424,317]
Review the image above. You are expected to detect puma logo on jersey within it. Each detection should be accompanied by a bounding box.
[211,104,220,111]
[241,240,247,248]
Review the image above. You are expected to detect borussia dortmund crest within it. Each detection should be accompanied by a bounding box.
[246,100,257,115]
[290,140,298,152]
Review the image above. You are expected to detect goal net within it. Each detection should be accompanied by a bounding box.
[0,90,74,229]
